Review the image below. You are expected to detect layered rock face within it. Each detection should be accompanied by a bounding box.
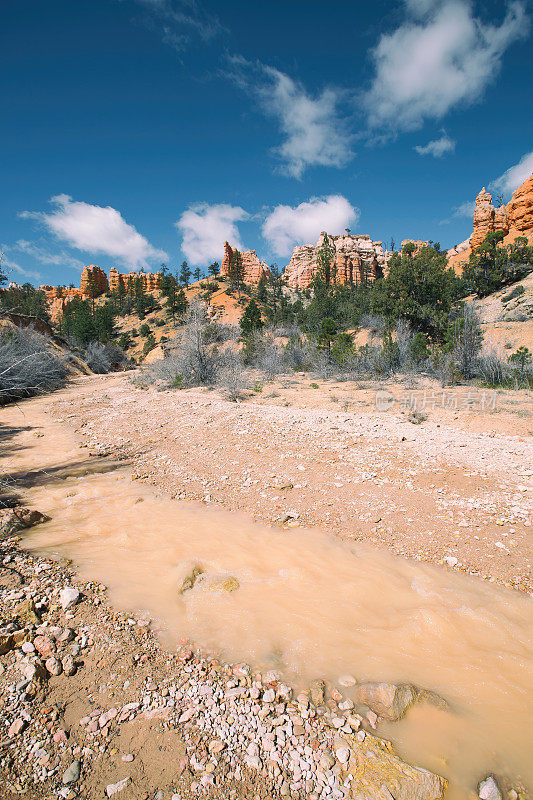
[447,172,533,273]
[506,172,533,239]
[109,268,162,293]
[220,242,271,285]
[470,189,509,250]
[401,239,430,253]
[80,265,109,296]
[284,233,390,290]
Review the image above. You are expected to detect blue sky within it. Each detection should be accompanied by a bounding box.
[1,0,532,286]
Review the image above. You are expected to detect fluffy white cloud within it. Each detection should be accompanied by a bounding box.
[262,196,358,257]
[414,132,455,157]
[21,195,167,268]
[489,151,533,197]
[176,203,248,266]
[365,0,528,131]
[228,57,353,179]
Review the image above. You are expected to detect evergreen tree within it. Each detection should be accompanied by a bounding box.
[208,261,220,278]
[462,233,533,297]
[256,274,268,303]
[228,251,245,296]
[371,242,458,341]
[193,267,201,282]
[240,299,263,335]
[179,260,192,287]
[316,234,336,289]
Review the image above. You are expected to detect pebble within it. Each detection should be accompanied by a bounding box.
[106,777,130,796]
[62,760,81,784]
[45,656,63,676]
[335,746,350,764]
[121,754,134,762]
[60,587,80,611]
[338,674,356,687]
[478,777,502,800]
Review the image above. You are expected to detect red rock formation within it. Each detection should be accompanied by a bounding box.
[506,173,533,240]
[80,265,109,296]
[470,189,508,250]
[220,242,271,285]
[109,268,162,294]
[448,172,533,272]
[284,233,389,290]
[400,239,430,253]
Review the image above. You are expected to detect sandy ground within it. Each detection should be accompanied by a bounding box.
[44,371,533,593]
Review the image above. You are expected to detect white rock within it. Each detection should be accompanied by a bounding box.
[478,777,501,800]
[60,587,80,611]
[335,746,350,764]
[444,556,458,567]
[338,675,356,687]
[106,777,130,797]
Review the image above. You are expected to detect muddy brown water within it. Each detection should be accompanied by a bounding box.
[4,394,533,799]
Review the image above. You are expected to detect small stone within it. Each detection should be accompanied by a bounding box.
[263,689,275,703]
[208,740,226,754]
[106,777,130,796]
[479,777,502,800]
[21,641,35,654]
[338,674,356,687]
[444,556,458,567]
[53,729,68,743]
[335,746,350,764]
[319,752,335,770]
[309,679,325,706]
[62,655,76,676]
[8,718,26,736]
[62,760,81,784]
[60,587,80,611]
[121,754,134,762]
[45,656,63,676]
[34,635,56,658]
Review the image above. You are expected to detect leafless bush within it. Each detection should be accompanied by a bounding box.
[408,409,427,424]
[84,341,127,374]
[136,303,245,391]
[450,304,483,379]
[359,314,388,334]
[478,347,512,386]
[217,351,247,401]
[0,328,67,405]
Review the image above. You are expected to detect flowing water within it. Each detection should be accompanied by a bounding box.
[5,397,533,798]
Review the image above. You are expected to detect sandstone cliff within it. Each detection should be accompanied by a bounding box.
[447,172,533,272]
[109,267,162,293]
[284,233,389,290]
[220,241,271,286]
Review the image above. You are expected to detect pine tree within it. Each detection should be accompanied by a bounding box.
[228,251,245,296]
[193,267,201,283]
[256,274,268,303]
[316,234,336,289]
[208,262,220,278]
[240,299,263,335]
[179,261,192,287]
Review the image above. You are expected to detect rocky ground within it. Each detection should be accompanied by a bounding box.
[64,372,532,591]
[1,371,531,800]
[0,528,449,800]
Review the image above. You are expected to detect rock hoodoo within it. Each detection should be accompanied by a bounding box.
[470,188,509,250]
[284,233,390,290]
[220,241,271,285]
[80,265,109,296]
[447,171,533,271]
[109,267,162,294]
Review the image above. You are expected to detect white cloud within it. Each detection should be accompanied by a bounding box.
[176,203,248,266]
[262,195,359,257]
[131,0,224,53]
[414,132,455,157]
[0,251,41,282]
[453,200,476,218]
[21,195,167,268]
[489,151,533,197]
[228,57,353,179]
[10,240,85,270]
[365,0,528,132]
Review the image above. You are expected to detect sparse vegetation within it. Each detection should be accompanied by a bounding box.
[0,328,67,404]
